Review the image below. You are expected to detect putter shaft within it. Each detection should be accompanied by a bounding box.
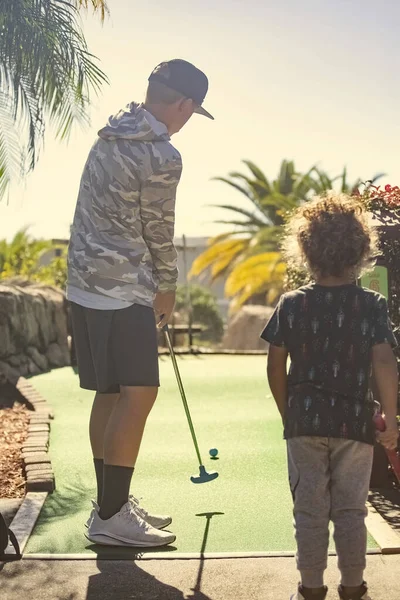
[163,325,204,467]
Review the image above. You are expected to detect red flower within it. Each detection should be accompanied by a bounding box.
[385,184,392,192]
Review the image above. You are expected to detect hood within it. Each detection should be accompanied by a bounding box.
[98,102,170,142]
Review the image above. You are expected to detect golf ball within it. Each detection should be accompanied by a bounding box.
[209,448,219,457]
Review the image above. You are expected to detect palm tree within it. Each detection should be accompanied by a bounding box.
[190,160,315,309]
[310,166,385,196]
[190,162,385,310]
[0,0,108,198]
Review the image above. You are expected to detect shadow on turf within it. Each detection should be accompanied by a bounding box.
[368,485,400,534]
[84,512,224,599]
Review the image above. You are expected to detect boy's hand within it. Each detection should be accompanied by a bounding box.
[377,416,399,450]
[154,291,176,328]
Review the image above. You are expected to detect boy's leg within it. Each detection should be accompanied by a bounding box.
[330,439,373,594]
[89,392,119,503]
[103,386,158,466]
[287,437,331,591]
[95,304,160,520]
[99,385,158,519]
[71,302,161,522]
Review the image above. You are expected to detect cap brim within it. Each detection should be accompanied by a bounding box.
[194,105,214,120]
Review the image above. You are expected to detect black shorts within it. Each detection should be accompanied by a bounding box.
[70,302,160,393]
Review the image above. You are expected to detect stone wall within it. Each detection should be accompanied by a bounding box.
[222,305,274,351]
[0,282,70,383]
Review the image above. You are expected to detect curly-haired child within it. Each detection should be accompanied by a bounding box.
[261,192,399,600]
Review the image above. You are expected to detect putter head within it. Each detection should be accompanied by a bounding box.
[191,465,219,484]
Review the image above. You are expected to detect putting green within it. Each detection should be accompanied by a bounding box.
[25,356,378,556]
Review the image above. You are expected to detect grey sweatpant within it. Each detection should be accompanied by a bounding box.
[287,436,374,588]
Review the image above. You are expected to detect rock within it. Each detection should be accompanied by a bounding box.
[27,347,49,371]
[0,360,20,385]
[27,359,41,376]
[0,282,70,378]
[46,342,70,367]
[222,305,274,351]
[8,355,22,367]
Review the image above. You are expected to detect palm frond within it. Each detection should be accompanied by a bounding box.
[276,160,297,196]
[242,160,271,191]
[74,0,109,20]
[0,93,26,197]
[225,252,286,308]
[212,177,252,200]
[210,204,270,228]
[0,0,108,199]
[189,239,249,280]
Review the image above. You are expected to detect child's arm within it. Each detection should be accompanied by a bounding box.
[372,343,399,450]
[267,345,289,420]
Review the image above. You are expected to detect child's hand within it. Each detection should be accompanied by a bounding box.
[377,416,399,450]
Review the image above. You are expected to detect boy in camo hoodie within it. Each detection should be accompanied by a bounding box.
[67,59,213,548]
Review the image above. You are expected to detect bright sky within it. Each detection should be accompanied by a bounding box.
[1,0,399,241]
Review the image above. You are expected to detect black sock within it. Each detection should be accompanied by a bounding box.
[93,458,104,505]
[99,464,134,520]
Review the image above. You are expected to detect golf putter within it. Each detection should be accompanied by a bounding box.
[163,324,219,484]
[374,413,400,484]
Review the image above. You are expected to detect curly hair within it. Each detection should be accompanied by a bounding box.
[282,191,378,280]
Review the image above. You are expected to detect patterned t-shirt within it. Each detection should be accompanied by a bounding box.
[261,284,397,445]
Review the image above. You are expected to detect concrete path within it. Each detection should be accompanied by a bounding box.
[1,555,400,600]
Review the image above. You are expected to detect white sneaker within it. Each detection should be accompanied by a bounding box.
[130,495,172,530]
[85,499,99,529]
[86,501,176,547]
[85,495,172,530]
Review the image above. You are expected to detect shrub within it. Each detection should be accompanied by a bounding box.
[175,284,224,343]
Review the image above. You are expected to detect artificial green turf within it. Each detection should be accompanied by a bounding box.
[25,356,378,556]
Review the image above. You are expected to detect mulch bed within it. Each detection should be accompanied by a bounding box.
[0,403,30,498]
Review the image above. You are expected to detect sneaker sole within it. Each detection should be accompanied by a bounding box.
[84,517,173,530]
[85,532,176,548]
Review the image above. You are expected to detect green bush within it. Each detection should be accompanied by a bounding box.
[175,284,224,343]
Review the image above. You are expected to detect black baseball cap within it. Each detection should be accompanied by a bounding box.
[148,59,214,120]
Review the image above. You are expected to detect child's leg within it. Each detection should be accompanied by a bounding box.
[287,437,331,590]
[330,439,373,592]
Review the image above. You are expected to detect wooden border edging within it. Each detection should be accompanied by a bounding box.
[16,377,56,494]
[366,501,400,554]
[4,492,47,556]
[19,548,383,561]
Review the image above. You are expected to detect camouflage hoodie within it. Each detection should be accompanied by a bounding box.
[67,102,182,308]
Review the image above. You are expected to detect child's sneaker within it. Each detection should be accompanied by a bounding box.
[338,582,371,600]
[85,495,172,530]
[290,584,328,600]
[86,501,176,547]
